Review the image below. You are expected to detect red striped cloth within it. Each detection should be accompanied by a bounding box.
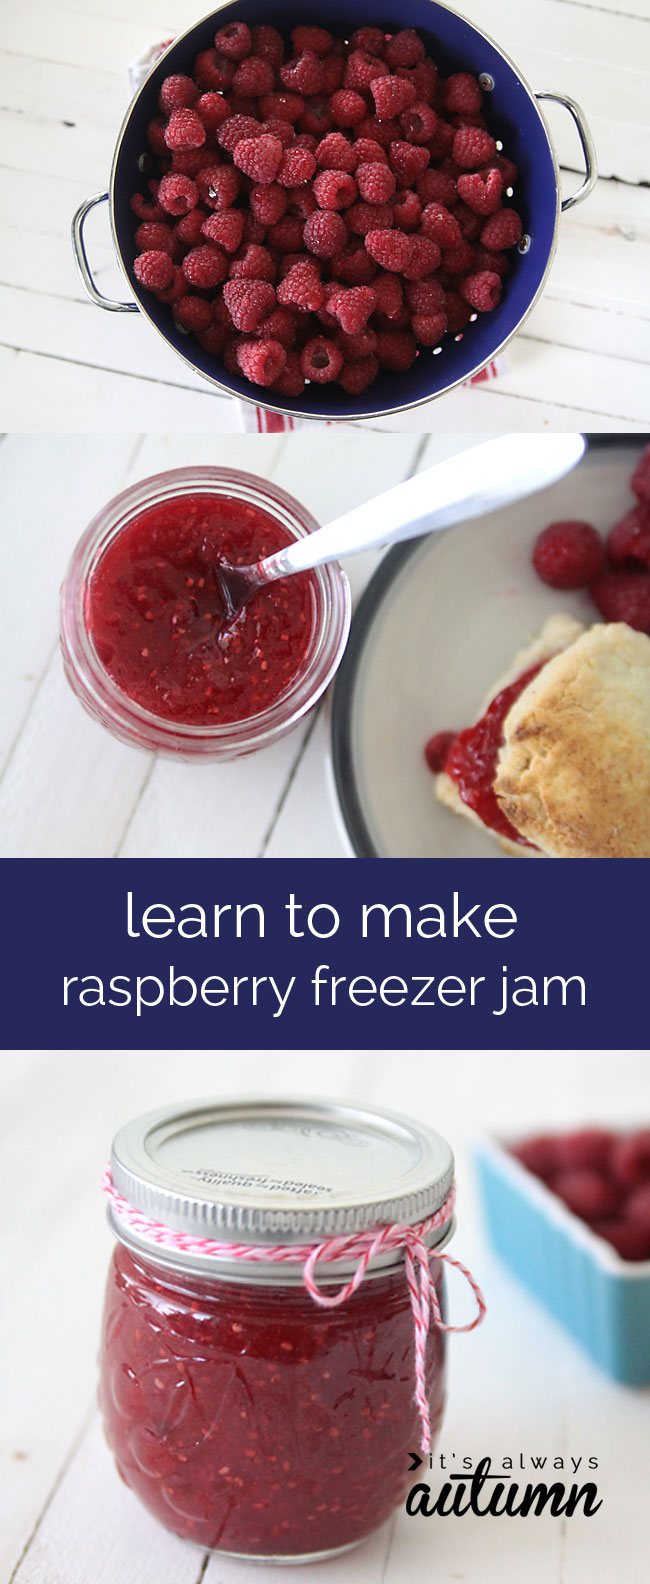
[238,357,505,430]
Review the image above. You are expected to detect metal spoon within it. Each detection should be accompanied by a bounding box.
[216,434,586,620]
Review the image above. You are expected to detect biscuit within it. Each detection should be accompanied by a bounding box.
[495,622,650,858]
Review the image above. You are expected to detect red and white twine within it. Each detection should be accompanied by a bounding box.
[103,1168,486,1454]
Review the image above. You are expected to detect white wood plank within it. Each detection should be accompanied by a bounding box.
[0,347,239,431]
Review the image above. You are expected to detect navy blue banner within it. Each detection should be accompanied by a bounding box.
[2,858,643,1050]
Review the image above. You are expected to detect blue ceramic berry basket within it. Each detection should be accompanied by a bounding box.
[72,1,596,422]
[474,1136,650,1386]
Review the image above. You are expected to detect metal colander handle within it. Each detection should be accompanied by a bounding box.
[536,92,598,211]
[72,192,139,313]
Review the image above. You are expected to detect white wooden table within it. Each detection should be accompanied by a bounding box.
[0,428,500,858]
[1,0,648,432]
[2,1047,648,1584]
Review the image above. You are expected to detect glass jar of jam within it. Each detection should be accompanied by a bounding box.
[100,1097,457,1562]
[60,467,351,759]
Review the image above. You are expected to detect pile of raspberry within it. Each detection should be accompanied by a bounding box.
[512,1127,650,1262]
[129,22,523,400]
[531,445,650,634]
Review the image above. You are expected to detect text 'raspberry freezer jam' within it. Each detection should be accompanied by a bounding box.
[87,493,315,726]
[100,1244,445,1558]
[442,663,545,845]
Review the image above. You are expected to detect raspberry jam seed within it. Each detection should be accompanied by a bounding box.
[87,492,315,726]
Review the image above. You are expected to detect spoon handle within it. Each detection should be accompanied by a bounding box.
[255,434,585,581]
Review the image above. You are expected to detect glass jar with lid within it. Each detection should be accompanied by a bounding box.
[99,1096,464,1562]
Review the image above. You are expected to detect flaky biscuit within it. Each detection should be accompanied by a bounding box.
[495,623,650,858]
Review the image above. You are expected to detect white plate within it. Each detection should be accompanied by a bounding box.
[331,438,646,858]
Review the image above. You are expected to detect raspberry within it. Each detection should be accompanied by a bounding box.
[532,521,605,589]
[345,50,389,93]
[277,146,317,187]
[198,322,228,357]
[251,26,285,70]
[131,191,164,222]
[200,210,244,252]
[280,51,324,96]
[590,570,650,633]
[626,1184,650,1231]
[159,75,198,114]
[195,92,230,132]
[322,56,346,95]
[611,1130,650,1188]
[267,215,305,252]
[217,114,261,153]
[424,731,456,772]
[376,329,417,370]
[236,338,287,386]
[391,189,422,230]
[459,270,501,311]
[495,154,518,189]
[354,138,388,165]
[607,506,650,570]
[286,186,317,219]
[249,183,288,226]
[303,209,348,258]
[373,273,404,319]
[370,76,417,117]
[632,446,650,504]
[277,260,324,311]
[262,117,296,149]
[328,285,377,332]
[174,295,213,332]
[512,1135,561,1182]
[388,141,430,184]
[454,202,483,241]
[398,59,438,104]
[412,310,447,344]
[300,336,343,382]
[457,167,504,215]
[443,73,483,115]
[233,135,284,183]
[338,355,379,394]
[241,213,268,247]
[555,1130,617,1171]
[481,209,523,249]
[214,22,252,60]
[402,236,441,279]
[229,245,276,283]
[171,148,209,177]
[316,132,357,173]
[452,126,497,169]
[330,90,368,128]
[134,221,175,255]
[418,168,457,207]
[420,202,461,248]
[357,162,396,204]
[222,279,276,331]
[554,1168,620,1222]
[197,165,241,210]
[193,49,234,92]
[291,26,332,57]
[232,56,275,96]
[330,239,378,283]
[441,240,475,274]
[385,30,426,69]
[356,113,400,149]
[182,245,228,288]
[347,202,394,236]
[399,101,437,144]
[260,91,306,123]
[336,325,377,358]
[157,173,198,216]
[591,1219,650,1262]
[365,228,413,271]
[133,250,173,291]
[313,169,357,210]
[349,27,387,56]
[156,265,187,305]
[473,245,510,278]
[253,307,296,348]
[164,109,206,151]
[443,291,470,333]
[271,350,306,396]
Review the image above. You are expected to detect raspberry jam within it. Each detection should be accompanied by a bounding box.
[100,1097,457,1561]
[443,663,544,844]
[100,1244,446,1558]
[59,468,351,759]
[87,493,314,726]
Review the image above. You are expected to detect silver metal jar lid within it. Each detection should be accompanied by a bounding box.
[109,1096,455,1281]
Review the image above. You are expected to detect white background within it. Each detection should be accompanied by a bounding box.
[1,1047,648,1584]
[1,0,649,431]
